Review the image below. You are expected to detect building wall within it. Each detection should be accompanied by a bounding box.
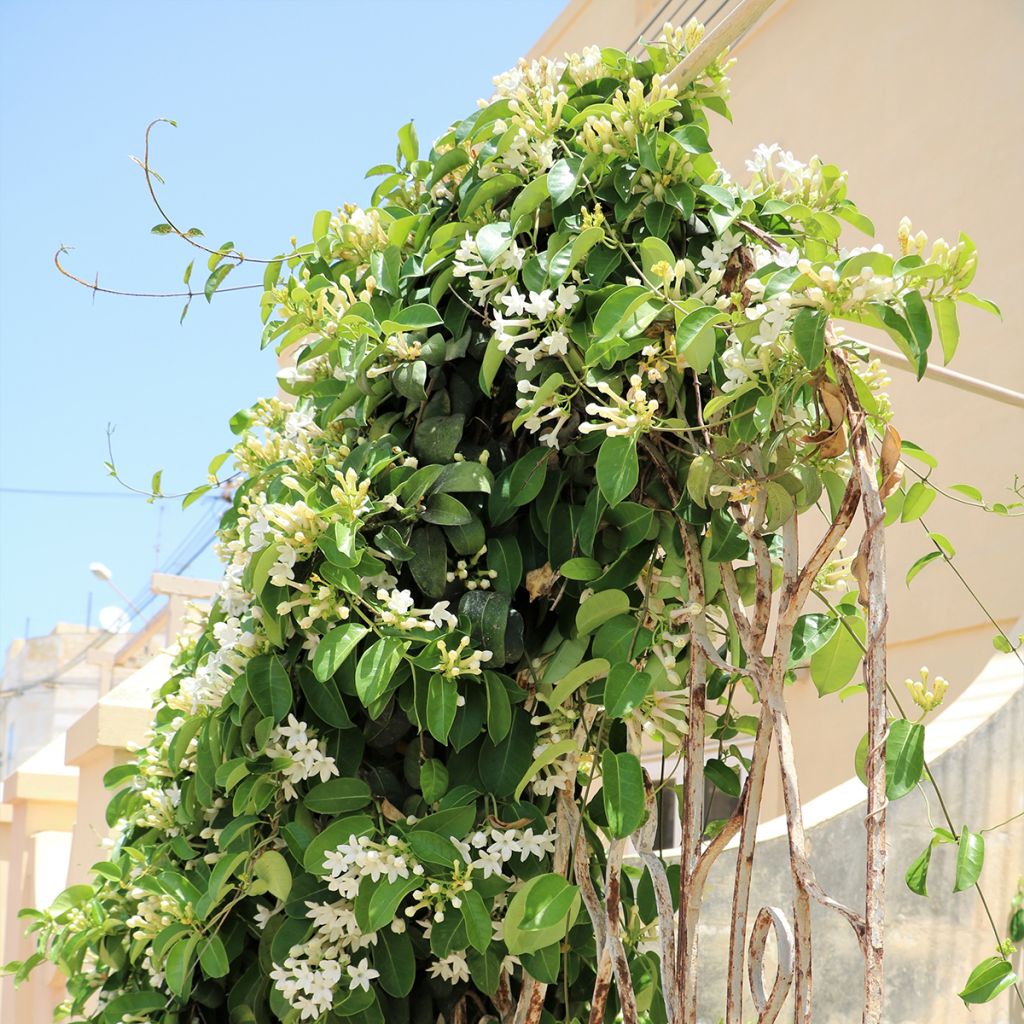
[529,0,1024,814]
[0,625,134,780]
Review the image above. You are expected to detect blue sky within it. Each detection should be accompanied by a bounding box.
[0,0,567,656]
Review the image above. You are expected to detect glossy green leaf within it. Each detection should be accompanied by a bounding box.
[596,435,639,507]
[373,928,415,997]
[901,481,936,523]
[547,156,581,205]
[355,637,405,706]
[792,307,826,368]
[959,956,1017,1005]
[603,664,651,719]
[885,719,925,800]
[576,588,630,634]
[304,777,372,815]
[312,623,368,682]
[246,654,292,722]
[953,827,985,892]
[426,674,458,743]
[933,297,960,364]
[601,750,646,837]
[810,615,865,696]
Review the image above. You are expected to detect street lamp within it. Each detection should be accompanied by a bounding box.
[88,562,143,618]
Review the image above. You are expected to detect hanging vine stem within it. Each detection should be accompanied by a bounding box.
[54,245,262,300]
[137,118,304,266]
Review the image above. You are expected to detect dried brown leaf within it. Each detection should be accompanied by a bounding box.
[525,562,559,601]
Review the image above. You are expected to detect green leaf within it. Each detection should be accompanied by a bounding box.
[252,850,292,902]
[547,156,581,205]
[165,934,198,997]
[687,453,713,508]
[560,557,602,582]
[957,291,1001,318]
[304,777,372,815]
[867,301,925,378]
[246,654,292,722]
[204,262,233,302]
[644,201,674,238]
[514,738,578,799]
[461,172,521,218]
[484,672,512,743]
[312,209,331,242]
[423,492,473,526]
[601,750,646,837]
[419,758,448,803]
[596,435,639,507]
[504,873,579,955]
[460,889,492,953]
[704,758,741,798]
[547,658,609,708]
[374,928,415,997]
[953,827,985,892]
[358,876,419,934]
[604,664,652,719]
[408,525,448,598]
[479,709,536,797]
[810,616,865,696]
[789,613,840,666]
[901,481,936,523]
[671,122,711,153]
[959,956,1017,1005]
[885,719,925,800]
[933,297,960,364]
[427,674,458,743]
[397,120,419,162]
[903,289,932,351]
[355,637,405,706]
[414,413,465,464]
[592,285,654,343]
[905,835,937,897]
[792,307,827,369]
[576,589,630,635]
[312,623,368,682]
[676,306,728,355]
[509,175,550,231]
[390,303,442,330]
[906,550,943,586]
[476,222,513,267]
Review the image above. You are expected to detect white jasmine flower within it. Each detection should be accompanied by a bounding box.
[347,957,380,992]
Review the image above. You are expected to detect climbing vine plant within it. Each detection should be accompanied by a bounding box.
[7,18,1021,1024]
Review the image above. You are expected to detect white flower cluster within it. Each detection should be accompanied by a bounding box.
[170,605,261,713]
[450,824,558,879]
[527,704,582,796]
[322,834,425,897]
[375,587,458,632]
[577,375,660,439]
[270,936,380,1022]
[745,143,847,210]
[266,716,340,800]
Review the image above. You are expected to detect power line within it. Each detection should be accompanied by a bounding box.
[0,486,148,498]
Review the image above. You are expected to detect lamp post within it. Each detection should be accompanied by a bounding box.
[88,562,143,619]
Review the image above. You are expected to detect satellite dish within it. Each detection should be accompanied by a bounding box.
[98,605,132,634]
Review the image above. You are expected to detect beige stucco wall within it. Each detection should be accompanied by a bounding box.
[530,0,1024,813]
